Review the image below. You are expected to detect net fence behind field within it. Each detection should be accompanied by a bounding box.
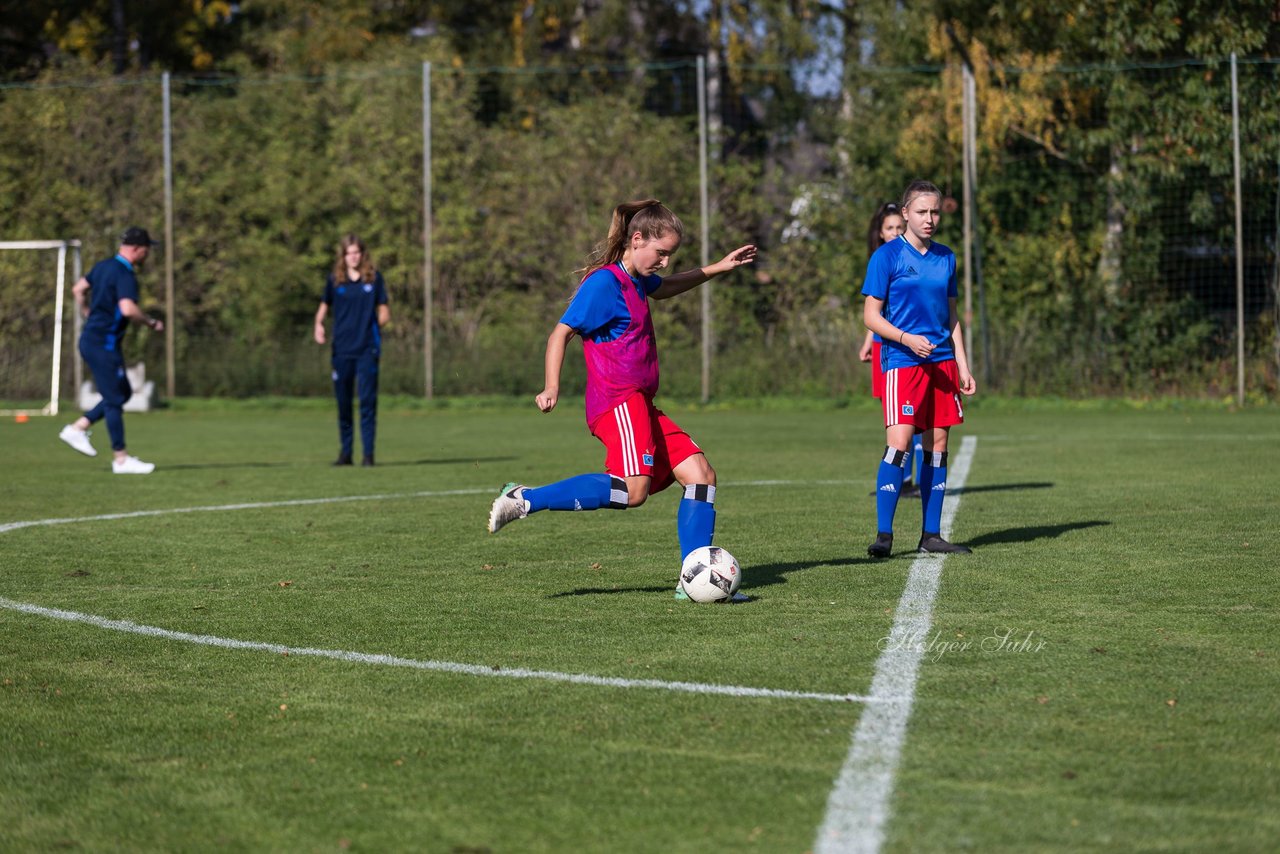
[0,56,1276,403]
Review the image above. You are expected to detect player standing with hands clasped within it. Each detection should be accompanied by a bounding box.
[487,199,756,599]
[862,181,976,557]
[858,201,923,498]
[314,234,390,467]
[58,226,163,474]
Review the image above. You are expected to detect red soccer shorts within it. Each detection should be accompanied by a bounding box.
[589,391,703,494]
[870,340,885,400]
[882,359,965,431]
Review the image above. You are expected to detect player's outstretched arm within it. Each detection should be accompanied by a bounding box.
[536,323,576,413]
[651,244,757,300]
[118,297,163,332]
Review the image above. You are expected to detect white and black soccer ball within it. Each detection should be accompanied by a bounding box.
[679,546,742,603]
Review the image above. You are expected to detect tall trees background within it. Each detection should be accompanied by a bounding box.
[1,1,1277,399]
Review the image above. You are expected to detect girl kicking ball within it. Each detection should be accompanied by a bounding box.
[487,199,756,598]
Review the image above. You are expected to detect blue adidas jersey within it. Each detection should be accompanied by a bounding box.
[324,271,388,356]
[861,235,957,370]
[80,255,140,352]
[560,266,662,343]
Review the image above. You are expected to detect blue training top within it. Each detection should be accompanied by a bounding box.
[861,235,957,371]
[324,271,388,357]
[80,255,140,352]
[560,266,662,342]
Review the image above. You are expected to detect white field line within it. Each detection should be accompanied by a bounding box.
[814,435,977,854]
[0,478,873,706]
[0,597,873,705]
[0,489,492,535]
[0,479,856,536]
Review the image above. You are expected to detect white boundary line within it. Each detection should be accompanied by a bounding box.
[814,435,977,854]
[0,597,874,705]
[0,479,876,706]
[0,480,856,535]
[0,489,491,535]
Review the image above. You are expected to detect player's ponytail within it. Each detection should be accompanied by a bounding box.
[577,199,684,280]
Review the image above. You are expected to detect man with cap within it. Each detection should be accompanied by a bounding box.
[58,226,164,474]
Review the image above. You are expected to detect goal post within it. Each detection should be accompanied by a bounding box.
[0,239,82,417]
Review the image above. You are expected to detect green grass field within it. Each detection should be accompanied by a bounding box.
[1,398,1277,853]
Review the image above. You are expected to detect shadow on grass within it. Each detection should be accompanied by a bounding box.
[964,520,1110,548]
[549,584,682,598]
[547,554,882,598]
[949,481,1054,496]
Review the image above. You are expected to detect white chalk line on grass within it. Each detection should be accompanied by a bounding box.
[0,488,492,535]
[0,479,857,536]
[0,477,873,706]
[0,597,874,705]
[814,434,977,854]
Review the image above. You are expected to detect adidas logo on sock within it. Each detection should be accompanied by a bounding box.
[932,483,945,490]
[879,484,897,492]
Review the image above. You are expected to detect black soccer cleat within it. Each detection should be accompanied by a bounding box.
[333,453,353,466]
[917,533,972,554]
[867,532,894,558]
[901,480,922,499]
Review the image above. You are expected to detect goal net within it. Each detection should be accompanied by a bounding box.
[0,240,82,417]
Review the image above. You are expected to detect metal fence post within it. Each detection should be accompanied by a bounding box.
[1231,53,1245,407]
[423,61,434,400]
[698,55,712,404]
[162,71,176,400]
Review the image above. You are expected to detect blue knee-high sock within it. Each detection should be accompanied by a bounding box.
[876,447,907,534]
[911,435,925,483]
[677,484,717,559]
[524,474,627,513]
[918,451,948,534]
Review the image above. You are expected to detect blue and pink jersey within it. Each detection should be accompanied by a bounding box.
[861,235,957,371]
[560,263,662,425]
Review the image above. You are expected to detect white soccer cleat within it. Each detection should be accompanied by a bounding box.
[488,482,528,533]
[112,455,156,475]
[59,424,97,457]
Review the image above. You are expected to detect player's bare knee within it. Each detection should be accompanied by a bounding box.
[677,454,715,487]
[627,487,649,508]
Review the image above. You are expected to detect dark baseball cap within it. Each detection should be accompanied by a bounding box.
[120,226,160,246]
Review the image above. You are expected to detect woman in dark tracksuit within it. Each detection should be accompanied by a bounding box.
[313,234,390,467]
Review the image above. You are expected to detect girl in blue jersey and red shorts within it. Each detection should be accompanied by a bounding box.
[862,180,976,557]
[487,200,756,598]
[858,201,923,497]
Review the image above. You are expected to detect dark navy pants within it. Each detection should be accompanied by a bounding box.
[332,351,379,458]
[80,340,133,451]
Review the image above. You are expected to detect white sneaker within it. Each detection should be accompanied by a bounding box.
[59,424,97,457]
[488,483,528,533]
[112,455,155,475]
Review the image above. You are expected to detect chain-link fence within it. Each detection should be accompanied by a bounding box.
[1,56,1276,404]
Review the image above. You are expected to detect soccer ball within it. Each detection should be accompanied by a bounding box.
[679,546,742,603]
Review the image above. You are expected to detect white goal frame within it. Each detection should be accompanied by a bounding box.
[0,240,82,417]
